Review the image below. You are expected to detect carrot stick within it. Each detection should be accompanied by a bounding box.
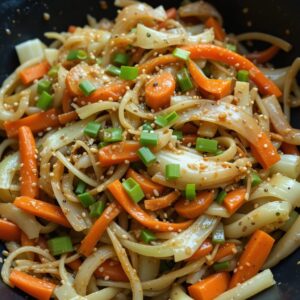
[182,134,197,146]
[68,25,77,33]
[188,60,233,99]
[175,191,214,219]
[181,44,282,97]
[107,180,193,232]
[94,259,129,282]
[4,108,60,138]
[98,141,140,167]
[62,90,72,113]
[223,188,247,215]
[21,232,35,247]
[9,269,56,300]
[229,230,275,288]
[281,142,300,155]
[145,72,175,110]
[58,111,78,125]
[144,191,180,211]
[126,168,165,198]
[246,46,279,64]
[18,126,39,198]
[187,239,213,262]
[205,17,225,41]
[0,219,21,242]
[79,202,121,257]
[14,196,71,228]
[214,242,237,262]
[19,60,50,85]
[188,272,230,300]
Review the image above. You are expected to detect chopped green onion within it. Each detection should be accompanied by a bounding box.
[130,28,137,34]
[215,149,224,156]
[176,67,194,92]
[137,147,156,166]
[120,66,138,80]
[215,190,227,205]
[140,229,156,243]
[67,49,88,60]
[185,183,196,200]
[106,64,121,76]
[101,128,123,143]
[173,130,183,141]
[172,48,190,61]
[212,223,225,244]
[142,122,153,132]
[89,201,105,218]
[196,138,218,154]
[154,115,168,128]
[84,121,101,138]
[140,131,158,146]
[226,43,237,52]
[165,111,179,124]
[98,141,108,148]
[47,236,73,256]
[37,80,52,94]
[78,192,96,208]
[165,164,180,180]
[75,180,86,195]
[251,172,262,187]
[36,91,53,110]
[213,261,230,271]
[280,210,299,232]
[79,80,96,96]
[48,65,59,77]
[122,177,145,203]
[96,57,103,65]
[237,70,249,82]
[113,52,130,66]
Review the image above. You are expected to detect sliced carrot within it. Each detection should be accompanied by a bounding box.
[281,142,300,155]
[144,191,180,211]
[98,141,140,167]
[67,258,82,271]
[250,131,281,169]
[214,242,237,262]
[181,44,282,97]
[182,123,198,134]
[145,72,175,110]
[79,202,121,257]
[58,111,78,125]
[229,230,275,288]
[223,188,247,215]
[68,25,77,33]
[175,191,214,219]
[19,60,50,85]
[94,259,129,282]
[246,46,279,64]
[0,219,21,242]
[9,269,56,300]
[107,180,193,232]
[182,134,197,146]
[126,168,165,198]
[14,196,71,228]
[205,17,225,41]
[188,60,233,99]
[187,239,213,262]
[4,108,60,138]
[166,7,177,19]
[188,272,230,300]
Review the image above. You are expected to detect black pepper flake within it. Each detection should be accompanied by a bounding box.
[276,212,280,216]
[153,82,158,87]
[146,33,151,38]
[264,188,268,192]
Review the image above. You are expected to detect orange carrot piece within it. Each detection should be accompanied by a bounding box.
[214,242,237,262]
[79,202,121,257]
[14,196,71,228]
[94,259,129,282]
[166,7,177,19]
[67,258,82,271]
[98,141,140,167]
[18,126,39,198]
[9,269,56,300]
[182,134,197,146]
[145,72,175,110]
[229,230,275,288]
[182,123,198,134]
[144,191,180,211]
[107,180,193,232]
[223,188,247,215]
[21,232,35,247]
[126,168,165,198]
[62,90,72,113]
[4,108,60,138]
[68,25,77,33]
[187,239,213,262]
[181,44,282,97]
[19,60,50,85]
[281,142,300,155]
[188,272,230,300]
[0,219,21,242]
[246,46,279,64]
[175,191,214,219]
[58,111,78,125]
[205,17,225,41]
[188,60,233,99]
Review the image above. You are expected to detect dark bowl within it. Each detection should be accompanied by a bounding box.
[0,0,299,299]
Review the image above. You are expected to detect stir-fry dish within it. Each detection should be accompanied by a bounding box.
[0,1,300,299]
